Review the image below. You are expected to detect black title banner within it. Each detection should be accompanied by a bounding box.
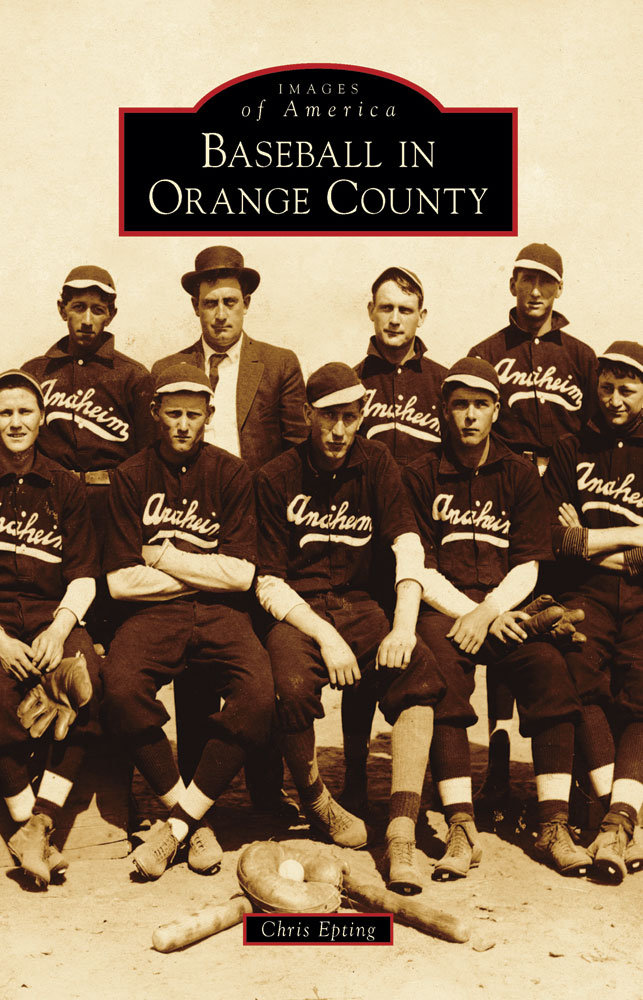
[120,63,516,236]
[243,913,393,945]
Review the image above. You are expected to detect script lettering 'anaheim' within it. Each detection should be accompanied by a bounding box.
[433,495,511,534]
[143,493,221,547]
[577,464,643,522]
[287,494,373,549]
[40,379,131,443]
[495,360,583,411]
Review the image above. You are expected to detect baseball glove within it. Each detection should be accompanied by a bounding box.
[17,652,92,740]
[237,839,349,913]
[520,594,586,644]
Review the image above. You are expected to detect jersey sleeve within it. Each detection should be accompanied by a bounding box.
[214,458,258,563]
[372,446,419,546]
[254,467,291,580]
[507,461,552,567]
[60,475,101,582]
[542,436,582,556]
[129,369,157,451]
[401,460,440,570]
[103,465,146,573]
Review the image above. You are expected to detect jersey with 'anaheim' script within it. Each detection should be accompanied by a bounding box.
[355,337,445,464]
[104,441,257,581]
[403,435,551,597]
[0,451,99,604]
[23,333,155,472]
[543,416,643,592]
[255,436,418,596]
[468,311,597,454]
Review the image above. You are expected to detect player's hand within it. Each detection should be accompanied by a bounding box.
[0,632,37,680]
[488,610,530,645]
[31,621,68,673]
[447,604,496,655]
[319,633,361,689]
[558,503,582,528]
[377,627,416,669]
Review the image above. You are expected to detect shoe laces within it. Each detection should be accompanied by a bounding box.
[446,822,472,858]
[389,838,415,866]
[149,831,176,860]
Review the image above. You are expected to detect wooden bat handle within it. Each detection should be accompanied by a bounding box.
[343,873,470,943]
[153,894,253,952]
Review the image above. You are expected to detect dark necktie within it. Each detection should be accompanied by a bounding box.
[209,352,228,392]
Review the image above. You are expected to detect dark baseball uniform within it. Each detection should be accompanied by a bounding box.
[0,451,102,768]
[100,441,274,749]
[468,310,597,457]
[355,336,446,464]
[403,436,580,734]
[543,416,643,719]
[255,436,445,733]
[22,332,156,551]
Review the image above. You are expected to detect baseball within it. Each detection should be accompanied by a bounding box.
[278,859,305,882]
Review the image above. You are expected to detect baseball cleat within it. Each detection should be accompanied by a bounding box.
[131,821,178,880]
[48,843,69,879]
[305,793,369,849]
[8,813,53,888]
[433,812,482,881]
[588,817,630,884]
[533,817,591,876]
[187,823,223,875]
[386,837,422,895]
[625,825,643,874]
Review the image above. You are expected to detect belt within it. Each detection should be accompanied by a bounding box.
[521,451,549,477]
[70,469,112,485]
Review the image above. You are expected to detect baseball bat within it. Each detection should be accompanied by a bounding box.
[343,872,470,943]
[152,893,253,952]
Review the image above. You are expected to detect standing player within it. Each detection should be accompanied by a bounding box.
[0,370,102,887]
[468,244,598,800]
[254,363,446,894]
[342,266,446,813]
[22,265,155,648]
[101,364,275,880]
[404,358,589,879]
[543,341,643,881]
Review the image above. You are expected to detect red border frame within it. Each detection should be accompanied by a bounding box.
[119,62,517,237]
[242,911,394,946]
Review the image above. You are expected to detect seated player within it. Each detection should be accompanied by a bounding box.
[403,358,589,879]
[543,340,643,882]
[100,364,275,880]
[254,362,446,894]
[0,370,102,887]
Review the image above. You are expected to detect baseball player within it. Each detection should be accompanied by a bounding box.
[404,357,589,879]
[468,243,598,802]
[100,364,275,880]
[0,370,102,888]
[22,266,155,648]
[254,362,446,894]
[543,340,643,881]
[340,266,447,814]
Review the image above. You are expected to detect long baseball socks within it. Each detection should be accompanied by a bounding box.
[531,722,590,876]
[386,705,433,894]
[575,704,615,812]
[283,726,367,847]
[430,725,481,880]
[340,679,378,813]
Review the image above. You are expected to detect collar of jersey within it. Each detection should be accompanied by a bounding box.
[304,434,368,477]
[0,447,55,484]
[438,432,513,476]
[585,409,643,442]
[506,308,569,343]
[46,331,115,365]
[365,335,426,370]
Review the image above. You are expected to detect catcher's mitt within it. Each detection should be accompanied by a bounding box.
[17,652,92,740]
[237,840,349,913]
[520,594,586,644]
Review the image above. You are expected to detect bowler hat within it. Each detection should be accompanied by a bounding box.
[181,246,260,297]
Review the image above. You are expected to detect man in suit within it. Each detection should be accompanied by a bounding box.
[152,246,307,818]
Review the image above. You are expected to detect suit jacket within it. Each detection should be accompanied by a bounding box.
[151,332,307,471]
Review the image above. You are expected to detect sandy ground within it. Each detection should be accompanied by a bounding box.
[2,671,642,1000]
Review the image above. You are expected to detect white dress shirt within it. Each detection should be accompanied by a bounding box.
[201,334,242,456]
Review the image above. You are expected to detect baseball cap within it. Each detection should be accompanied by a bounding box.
[598,341,643,377]
[372,266,424,302]
[514,243,563,282]
[154,363,214,403]
[62,265,116,297]
[0,369,45,409]
[442,358,501,397]
[306,363,365,409]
